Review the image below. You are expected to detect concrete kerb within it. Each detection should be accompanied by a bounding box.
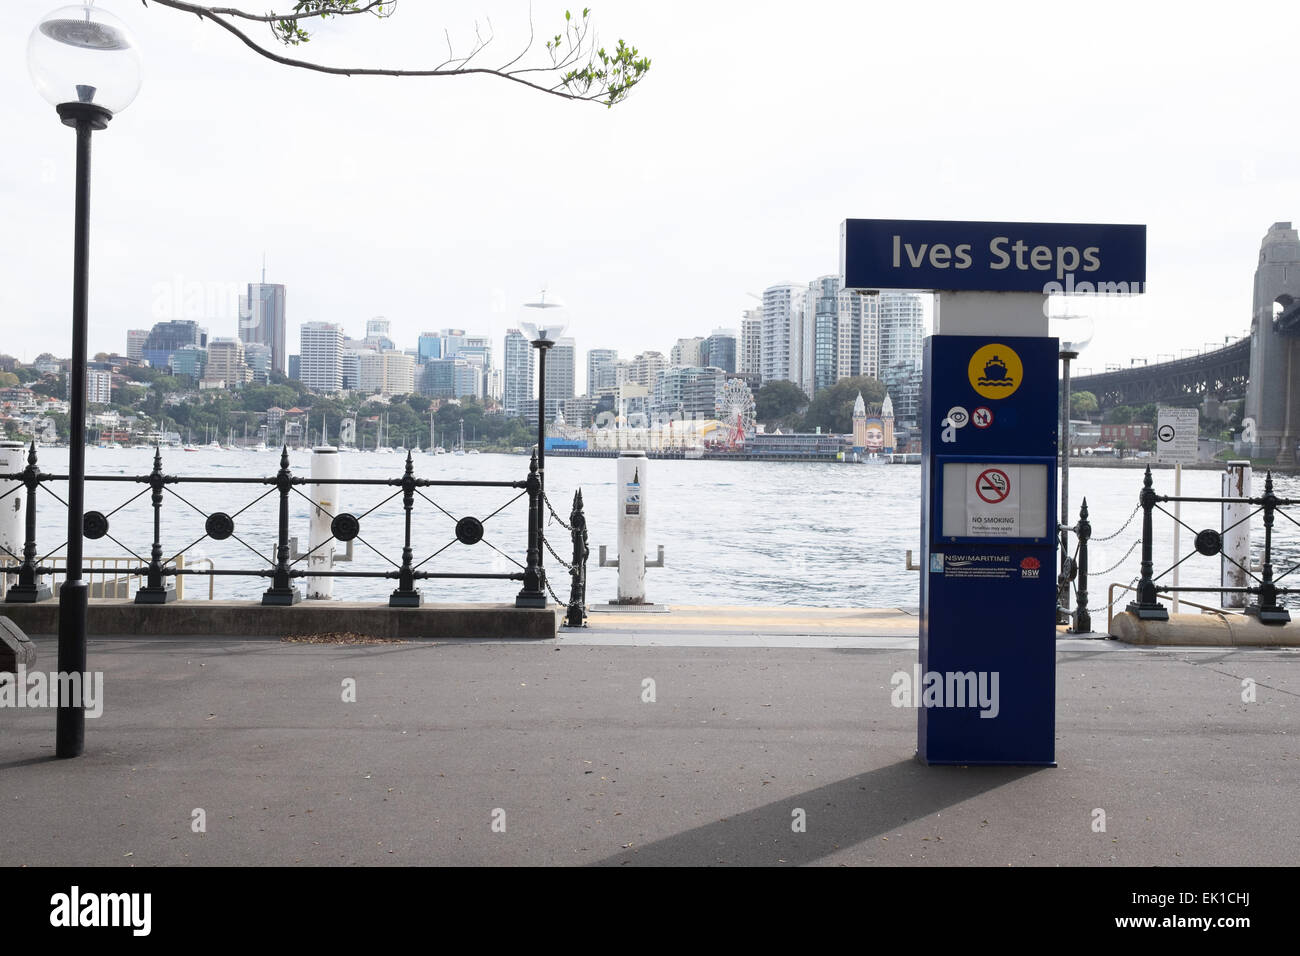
[0,600,560,641]
[1109,609,1300,647]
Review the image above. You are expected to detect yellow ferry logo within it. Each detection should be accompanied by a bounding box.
[967,343,1023,400]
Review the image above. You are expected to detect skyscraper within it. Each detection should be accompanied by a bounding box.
[300,322,344,394]
[670,337,706,368]
[205,338,250,387]
[503,329,534,419]
[126,329,148,362]
[703,329,738,374]
[142,320,207,371]
[740,309,763,379]
[587,348,618,396]
[239,273,287,376]
[544,337,576,423]
[807,275,841,396]
[878,292,925,423]
[762,282,806,386]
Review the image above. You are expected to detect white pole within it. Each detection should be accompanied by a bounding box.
[306,446,340,599]
[0,442,26,597]
[1172,462,1181,614]
[616,450,648,604]
[1222,460,1252,608]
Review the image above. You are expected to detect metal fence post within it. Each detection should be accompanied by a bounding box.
[515,450,547,608]
[389,452,421,608]
[1247,471,1290,624]
[1125,465,1168,621]
[565,488,588,627]
[1073,497,1091,634]
[135,445,176,604]
[262,446,301,606]
[5,443,51,603]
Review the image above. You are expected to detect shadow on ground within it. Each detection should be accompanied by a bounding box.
[591,759,1039,866]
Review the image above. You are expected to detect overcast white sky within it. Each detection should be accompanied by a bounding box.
[3,0,1298,380]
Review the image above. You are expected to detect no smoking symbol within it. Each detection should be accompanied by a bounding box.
[976,468,1011,504]
[972,407,993,429]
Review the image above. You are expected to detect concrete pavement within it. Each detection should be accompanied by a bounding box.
[1,609,1297,866]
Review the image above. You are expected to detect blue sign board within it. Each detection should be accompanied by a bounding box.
[919,334,1059,765]
[841,218,1146,293]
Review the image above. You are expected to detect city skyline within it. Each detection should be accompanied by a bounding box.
[4,1,1293,380]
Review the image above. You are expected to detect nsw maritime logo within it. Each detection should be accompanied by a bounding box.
[1020,556,1041,579]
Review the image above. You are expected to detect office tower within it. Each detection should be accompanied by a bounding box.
[670,337,706,368]
[417,332,443,363]
[341,349,366,391]
[587,348,618,396]
[299,322,344,393]
[170,345,207,380]
[126,329,148,362]
[762,282,806,385]
[702,329,738,375]
[366,317,391,340]
[740,308,763,379]
[141,320,207,371]
[244,343,272,384]
[384,351,416,395]
[205,338,250,386]
[288,355,301,381]
[239,274,287,375]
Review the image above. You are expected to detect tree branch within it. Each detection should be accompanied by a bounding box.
[141,0,650,106]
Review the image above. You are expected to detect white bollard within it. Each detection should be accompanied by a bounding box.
[0,442,25,595]
[1221,460,1252,609]
[306,446,340,600]
[616,450,648,604]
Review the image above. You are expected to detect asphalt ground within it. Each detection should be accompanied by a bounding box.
[2,604,1297,867]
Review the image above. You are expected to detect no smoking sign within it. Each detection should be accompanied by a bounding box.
[975,468,1011,503]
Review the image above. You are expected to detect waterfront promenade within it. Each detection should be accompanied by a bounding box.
[1,608,1296,866]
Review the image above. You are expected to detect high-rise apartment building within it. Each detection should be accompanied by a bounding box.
[300,322,344,394]
[628,351,667,390]
[807,275,841,396]
[762,282,806,386]
[503,329,534,419]
[544,337,576,424]
[239,277,287,375]
[670,337,706,368]
[878,291,925,423]
[586,348,618,396]
[740,309,763,379]
[244,343,273,385]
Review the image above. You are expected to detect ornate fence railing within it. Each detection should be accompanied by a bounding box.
[0,444,588,623]
[1063,465,1293,628]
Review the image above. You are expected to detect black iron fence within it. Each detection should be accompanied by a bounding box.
[1063,465,1295,629]
[0,444,588,622]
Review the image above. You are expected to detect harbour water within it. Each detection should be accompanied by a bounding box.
[7,447,1298,610]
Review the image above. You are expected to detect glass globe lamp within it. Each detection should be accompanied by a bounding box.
[28,3,142,118]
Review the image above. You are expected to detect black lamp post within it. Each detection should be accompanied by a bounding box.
[515,294,566,608]
[29,3,142,758]
[1050,314,1094,629]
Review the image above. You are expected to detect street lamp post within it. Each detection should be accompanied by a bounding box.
[1050,314,1094,629]
[28,3,142,757]
[516,294,566,608]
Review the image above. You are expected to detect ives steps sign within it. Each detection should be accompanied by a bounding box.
[841,218,1146,293]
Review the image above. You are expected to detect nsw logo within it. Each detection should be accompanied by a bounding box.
[1019,556,1041,578]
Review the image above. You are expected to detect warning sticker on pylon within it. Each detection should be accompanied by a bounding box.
[966,466,1018,537]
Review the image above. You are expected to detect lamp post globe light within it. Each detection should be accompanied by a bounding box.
[29,2,142,758]
[1049,313,1095,628]
[515,293,566,608]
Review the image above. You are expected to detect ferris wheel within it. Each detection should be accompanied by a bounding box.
[719,379,756,448]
